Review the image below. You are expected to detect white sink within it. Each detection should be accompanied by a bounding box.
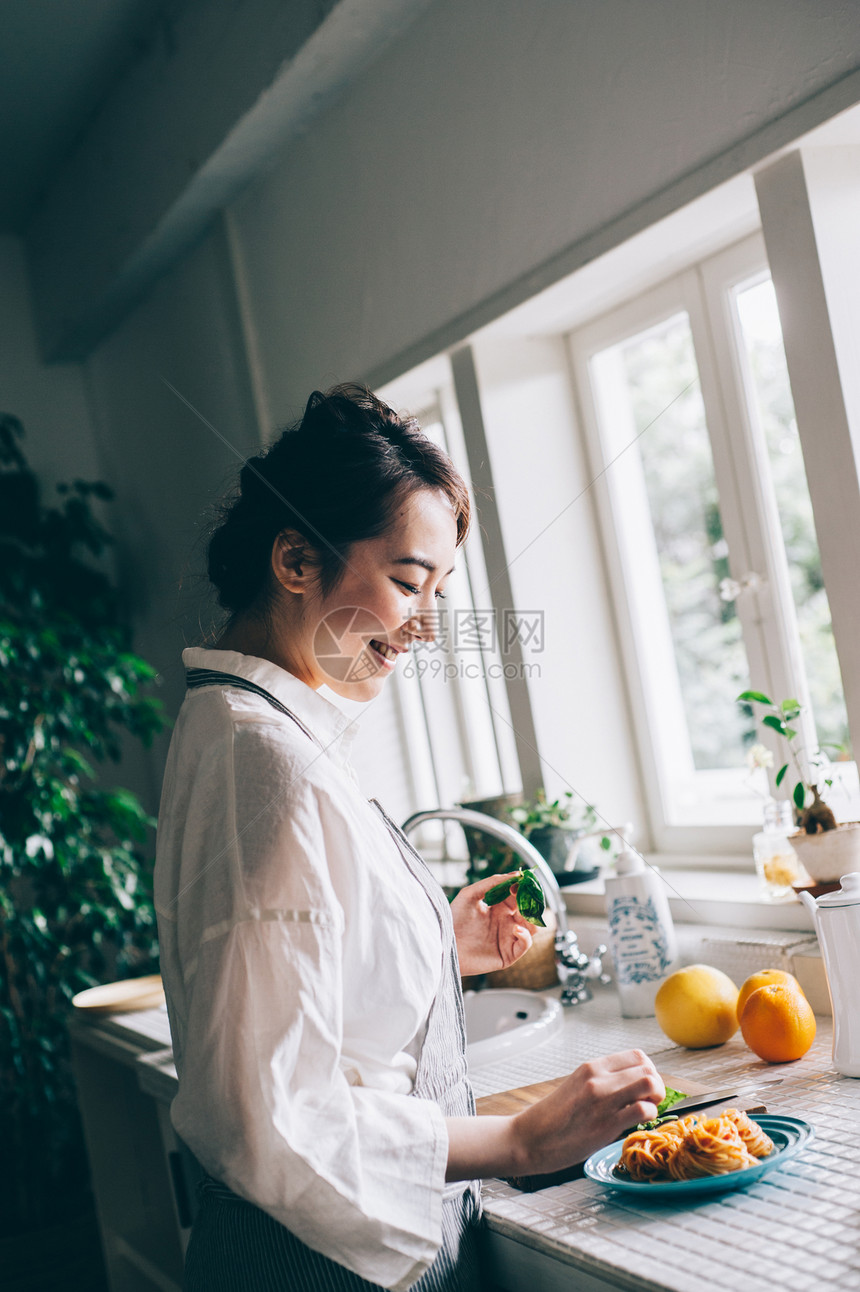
[463,988,563,1068]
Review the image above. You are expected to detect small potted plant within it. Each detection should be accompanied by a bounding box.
[456,789,614,992]
[737,690,858,882]
[507,789,612,880]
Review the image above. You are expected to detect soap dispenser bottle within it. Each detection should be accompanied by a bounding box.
[604,843,680,1017]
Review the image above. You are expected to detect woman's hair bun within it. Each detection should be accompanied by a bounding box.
[207,383,470,617]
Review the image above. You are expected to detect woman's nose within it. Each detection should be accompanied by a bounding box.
[405,607,438,642]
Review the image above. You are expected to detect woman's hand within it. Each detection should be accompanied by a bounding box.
[445,1050,664,1182]
[450,872,534,977]
[511,1050,665,1175]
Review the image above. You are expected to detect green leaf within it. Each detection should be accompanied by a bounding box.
[775,763,788,787]
[762,714,787,736]
[516,867,546,927]
[600,835,612,850]
[737,690,773,706]
[483,872,523,906]
[483,867,547,927]
[780,698,801,714]
[657,1087,686,1116]
[794,781,807,810]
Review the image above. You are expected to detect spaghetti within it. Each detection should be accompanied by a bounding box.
[617,1109,774,1183]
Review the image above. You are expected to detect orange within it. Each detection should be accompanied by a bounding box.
[654,965,739,1048]
[739,983,816,1063]
[736,969,805,1023]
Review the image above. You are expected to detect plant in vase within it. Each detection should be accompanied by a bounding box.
[737,690,856,883]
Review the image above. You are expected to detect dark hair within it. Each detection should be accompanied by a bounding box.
[208,383,471,616]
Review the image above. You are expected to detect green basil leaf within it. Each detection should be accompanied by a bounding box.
[517,867,546,927]
[483,871,523,906]
[657,1087,686,1116]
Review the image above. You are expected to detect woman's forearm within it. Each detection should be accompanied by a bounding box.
[445,1115,527,1182]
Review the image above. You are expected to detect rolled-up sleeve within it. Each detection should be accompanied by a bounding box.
[158,705,449,1290]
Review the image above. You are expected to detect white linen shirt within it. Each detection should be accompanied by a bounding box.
[154,648,449,1290]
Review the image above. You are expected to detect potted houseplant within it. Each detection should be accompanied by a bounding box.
[457,788,613,991]
[458,788,612,887]
[507,789,613,880]
[0,414,168,1279]
[738,690,857,882]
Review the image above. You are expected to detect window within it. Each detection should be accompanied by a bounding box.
[570,233,856,848]
[375,369,521,837]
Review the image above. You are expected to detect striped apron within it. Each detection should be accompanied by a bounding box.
[181,668,484,1291]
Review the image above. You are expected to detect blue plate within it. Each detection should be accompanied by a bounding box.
[584,1115,814,1198]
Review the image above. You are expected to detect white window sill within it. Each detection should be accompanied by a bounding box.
[564,863,816,933]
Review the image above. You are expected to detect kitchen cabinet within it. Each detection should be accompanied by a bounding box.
[68,1009,197,1292]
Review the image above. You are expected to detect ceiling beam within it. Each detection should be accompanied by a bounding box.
[26,0,431,361]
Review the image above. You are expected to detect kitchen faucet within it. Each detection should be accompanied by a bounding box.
[401,806,610,1005]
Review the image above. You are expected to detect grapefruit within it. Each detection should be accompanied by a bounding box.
[654,964,739,1049]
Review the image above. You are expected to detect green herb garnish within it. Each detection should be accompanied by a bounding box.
[483,867,547,927]
[635,1087,687,1131]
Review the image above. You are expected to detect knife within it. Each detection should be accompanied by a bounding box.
[667,1079,784,1115]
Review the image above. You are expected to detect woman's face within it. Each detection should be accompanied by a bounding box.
[296,488,459,702]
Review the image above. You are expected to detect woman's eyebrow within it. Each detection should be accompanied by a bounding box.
[392,555,455,577]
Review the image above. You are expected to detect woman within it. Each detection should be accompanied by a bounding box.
[154,385,663,1291]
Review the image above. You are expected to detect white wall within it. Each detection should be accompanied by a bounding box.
[84,219,262,810]
[470,334,647,839]
[232,0,860,421]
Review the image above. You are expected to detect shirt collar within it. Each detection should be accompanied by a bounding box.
[182,647,362,768]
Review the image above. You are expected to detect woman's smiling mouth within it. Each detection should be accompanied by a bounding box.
[368,639,401,665]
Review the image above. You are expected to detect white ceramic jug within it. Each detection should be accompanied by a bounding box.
[800,873,860,1078]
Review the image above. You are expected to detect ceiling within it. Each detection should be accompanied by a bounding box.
[0,0,165,232]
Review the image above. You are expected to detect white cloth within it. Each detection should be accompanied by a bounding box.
[154,648,449,1290]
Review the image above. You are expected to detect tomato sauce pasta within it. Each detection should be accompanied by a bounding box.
[617,1109,774,1182]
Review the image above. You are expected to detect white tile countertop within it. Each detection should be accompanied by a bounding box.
[72,970,853,1290]
[479,987,859,1292]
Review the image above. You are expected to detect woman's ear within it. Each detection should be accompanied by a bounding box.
[271,529,317,594]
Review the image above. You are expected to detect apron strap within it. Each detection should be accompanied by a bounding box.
[185,667,324,751]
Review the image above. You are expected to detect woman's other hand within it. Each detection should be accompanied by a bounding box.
[450,872,533,977]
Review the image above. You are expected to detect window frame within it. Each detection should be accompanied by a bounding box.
[568,231,853,855]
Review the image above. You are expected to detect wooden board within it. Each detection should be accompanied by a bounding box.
[72,974,165,1015]
[475,1070,709,1117]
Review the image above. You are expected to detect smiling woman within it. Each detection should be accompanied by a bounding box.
[154,384,663,1291]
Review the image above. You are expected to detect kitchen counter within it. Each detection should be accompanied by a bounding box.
[72,978,855,1292]
[478,989,859,1292]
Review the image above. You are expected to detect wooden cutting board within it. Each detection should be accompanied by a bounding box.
[476,1071,767,1192]
[475,1070,708,1117]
